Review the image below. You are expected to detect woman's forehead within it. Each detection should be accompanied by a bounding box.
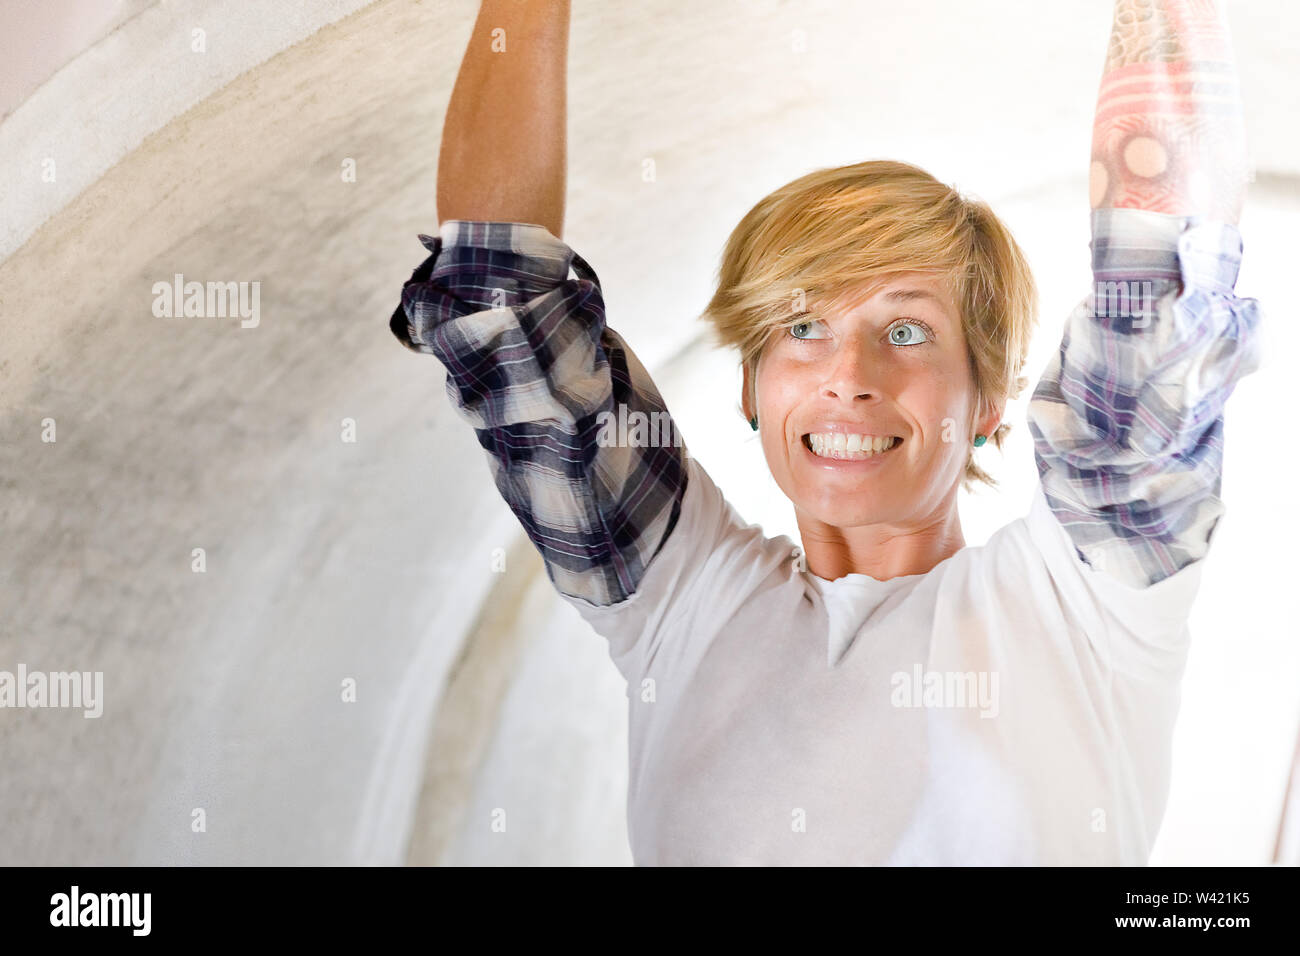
[823,271,960,316]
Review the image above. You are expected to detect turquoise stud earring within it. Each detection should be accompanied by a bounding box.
[973,434,987,447]
[749,416,758,431]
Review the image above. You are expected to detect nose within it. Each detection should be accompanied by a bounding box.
[819,338,878,405]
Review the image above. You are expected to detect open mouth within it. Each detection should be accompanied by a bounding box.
[802,433,903,461]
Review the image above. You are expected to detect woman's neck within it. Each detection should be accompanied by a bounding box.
[797,504,967,582]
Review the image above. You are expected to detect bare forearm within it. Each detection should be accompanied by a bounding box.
[1089,0,1248,223]
[437,0,570,236]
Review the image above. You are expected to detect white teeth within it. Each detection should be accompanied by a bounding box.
[806,433,898,460]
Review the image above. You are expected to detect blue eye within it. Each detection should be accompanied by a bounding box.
[888,321,930,346]
[789,318,829,340]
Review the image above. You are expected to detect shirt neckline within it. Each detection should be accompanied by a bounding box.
[809,553,959,590]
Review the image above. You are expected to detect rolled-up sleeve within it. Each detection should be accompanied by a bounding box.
[1027,207,1263,590]
[389,220,688,607]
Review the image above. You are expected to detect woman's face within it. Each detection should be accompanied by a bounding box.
[744,272,994,531]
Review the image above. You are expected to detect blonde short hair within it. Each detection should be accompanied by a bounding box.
[700,159,1038,490]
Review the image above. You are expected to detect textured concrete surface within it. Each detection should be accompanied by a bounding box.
[0,0,152,119]
[0,0,377,261]
[2,0,1297,865]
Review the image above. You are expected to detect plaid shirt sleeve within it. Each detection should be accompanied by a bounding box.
[1027,207,1263,589]
[389,219,688,608]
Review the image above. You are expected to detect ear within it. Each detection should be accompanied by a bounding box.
[975,392,1005,440]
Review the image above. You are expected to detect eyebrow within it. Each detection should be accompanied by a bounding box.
[882,288,946,306]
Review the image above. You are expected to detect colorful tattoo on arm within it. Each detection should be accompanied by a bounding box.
[1090,0,1248,222]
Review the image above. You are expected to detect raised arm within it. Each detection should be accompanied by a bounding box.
[391,0,692,668]
[1026,0,1262,651]
[1089,0,1249,224]
[437,0,570,236]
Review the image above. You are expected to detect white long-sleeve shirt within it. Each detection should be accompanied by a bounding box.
[391,210,1261,864]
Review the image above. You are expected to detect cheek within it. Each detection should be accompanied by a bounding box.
[905,375,961,416]
[755,355,806,417]
[895,366,976,442]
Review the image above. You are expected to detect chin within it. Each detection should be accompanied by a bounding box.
[793,488,894,529]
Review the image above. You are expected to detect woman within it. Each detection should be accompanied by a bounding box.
[390,0,1260,864]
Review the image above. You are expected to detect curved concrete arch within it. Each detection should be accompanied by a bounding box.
[1,0,381,261]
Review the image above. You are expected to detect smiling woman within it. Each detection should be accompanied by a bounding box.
[710,160,1039,581]
[391,0,1263,865]
[712,160,1039,495]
